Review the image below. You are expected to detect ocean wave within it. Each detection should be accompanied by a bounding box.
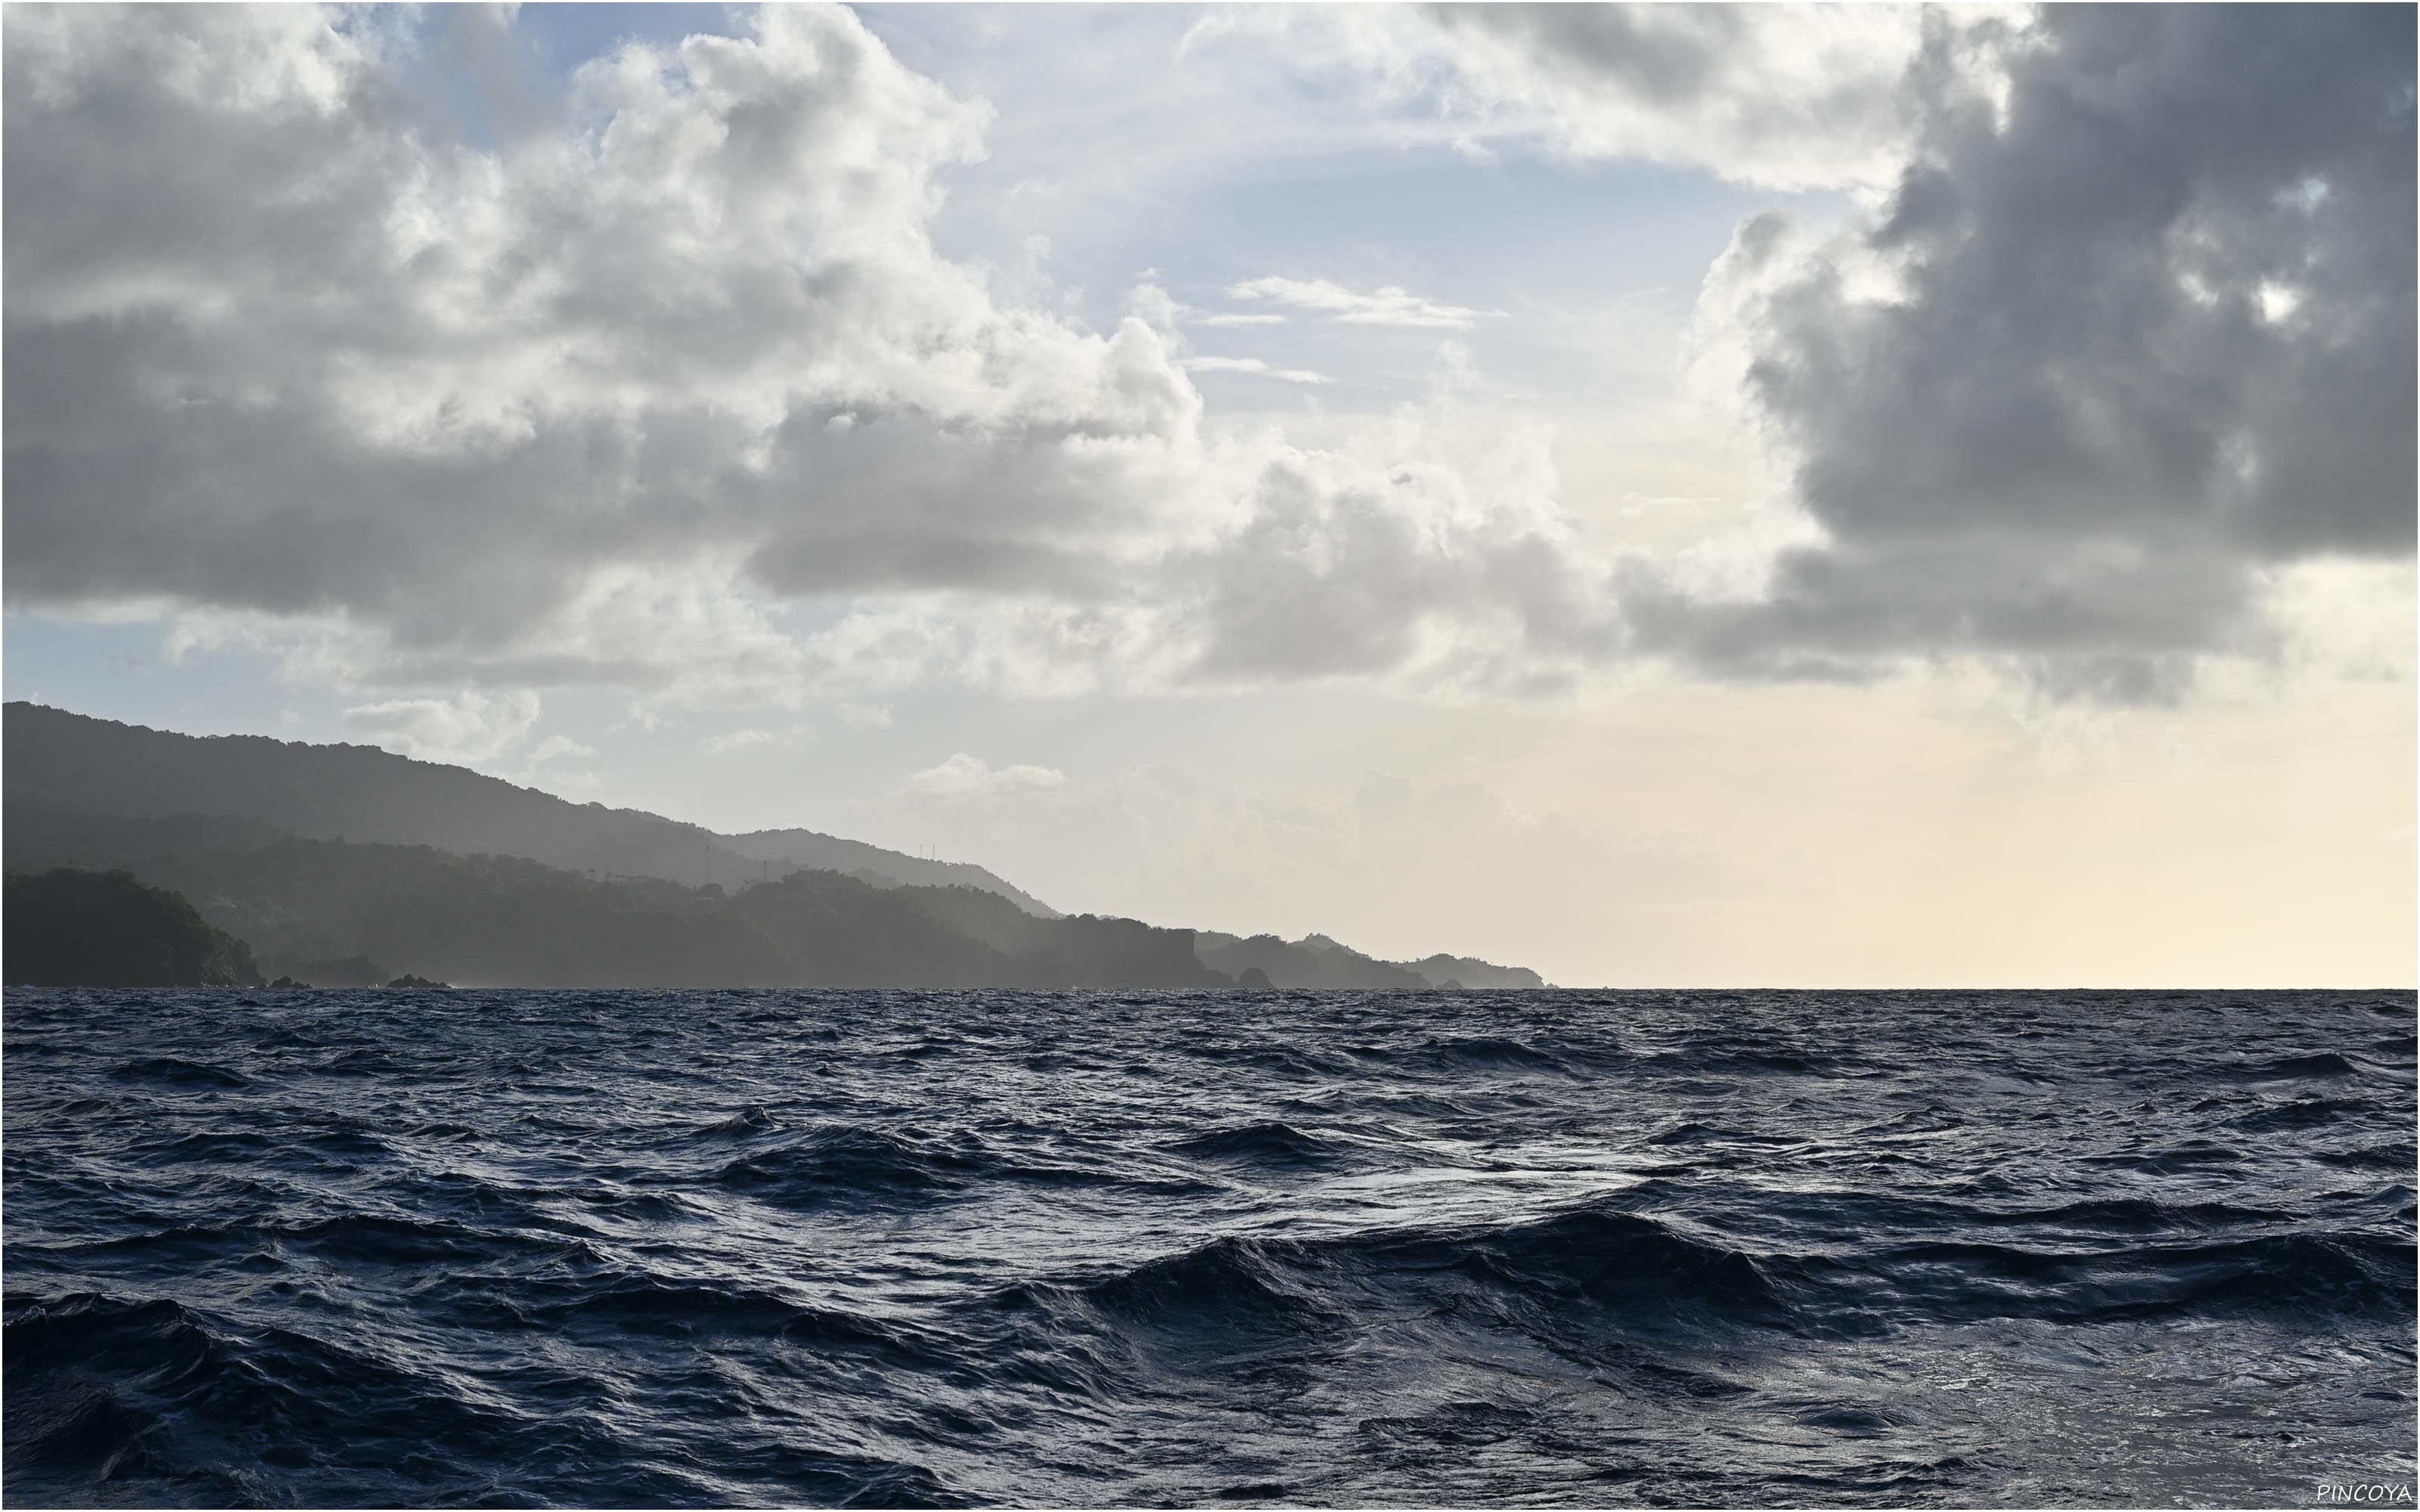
[2223,1051,2362,1080]
[106,1056,248,1090]
[6,987,2412,1506]
[1164,1120,1362,1168]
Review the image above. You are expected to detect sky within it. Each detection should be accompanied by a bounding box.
[4,2,2413,987]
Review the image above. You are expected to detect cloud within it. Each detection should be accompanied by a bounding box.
[1623,5,2417,701]
[2,4,1623,708]
[340,689,541,764]
[528,734,597,764]
[1226,275,1496,330]
[516,730,600,789]
[1212,4,2010,193]
[1194,313,1287,328]
[5,5,2405,717]
[703,728,780,754]
[1233,5,2412,703]
[1181,355,1331,386]
[907,753,1068,797]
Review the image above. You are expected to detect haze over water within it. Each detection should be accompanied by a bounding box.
[6,987,2412,1507]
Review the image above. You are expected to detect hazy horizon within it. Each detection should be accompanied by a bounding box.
[5,4,2413,989]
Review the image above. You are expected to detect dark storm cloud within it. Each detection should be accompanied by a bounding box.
[1421,3,1878,130]
[1633,5,2415,697]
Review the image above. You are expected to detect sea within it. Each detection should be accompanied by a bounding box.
[3,987,2413,1507]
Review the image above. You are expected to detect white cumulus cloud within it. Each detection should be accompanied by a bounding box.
[907,753,1069,798]
[340,689,542,764]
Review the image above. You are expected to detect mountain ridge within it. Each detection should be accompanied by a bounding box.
[4,702,1050,915]
[2,702,1547,989]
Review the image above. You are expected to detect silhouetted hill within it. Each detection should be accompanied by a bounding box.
[5,803,291,874]
[2,703,1050,914]
[1196,931,1430,989]
[3,705,1549,990]
[1407,954,1548,990]
[1193,931,1546,989]
[898,884,1223,989]
[5,868,263,987]
[723,829,1060,917]
[129,835,793,989]
[5,809,1220,989]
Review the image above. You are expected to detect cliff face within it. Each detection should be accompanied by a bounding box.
[5,869,263,987]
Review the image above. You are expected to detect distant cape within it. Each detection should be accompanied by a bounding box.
[2,702,1547,990]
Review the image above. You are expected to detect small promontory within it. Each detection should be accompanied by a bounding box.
[5,868,265,987]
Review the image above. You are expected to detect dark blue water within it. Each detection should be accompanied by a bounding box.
[5,989,2412,1507]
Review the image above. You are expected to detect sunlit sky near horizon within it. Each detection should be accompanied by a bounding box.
[5,3,2413,987]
